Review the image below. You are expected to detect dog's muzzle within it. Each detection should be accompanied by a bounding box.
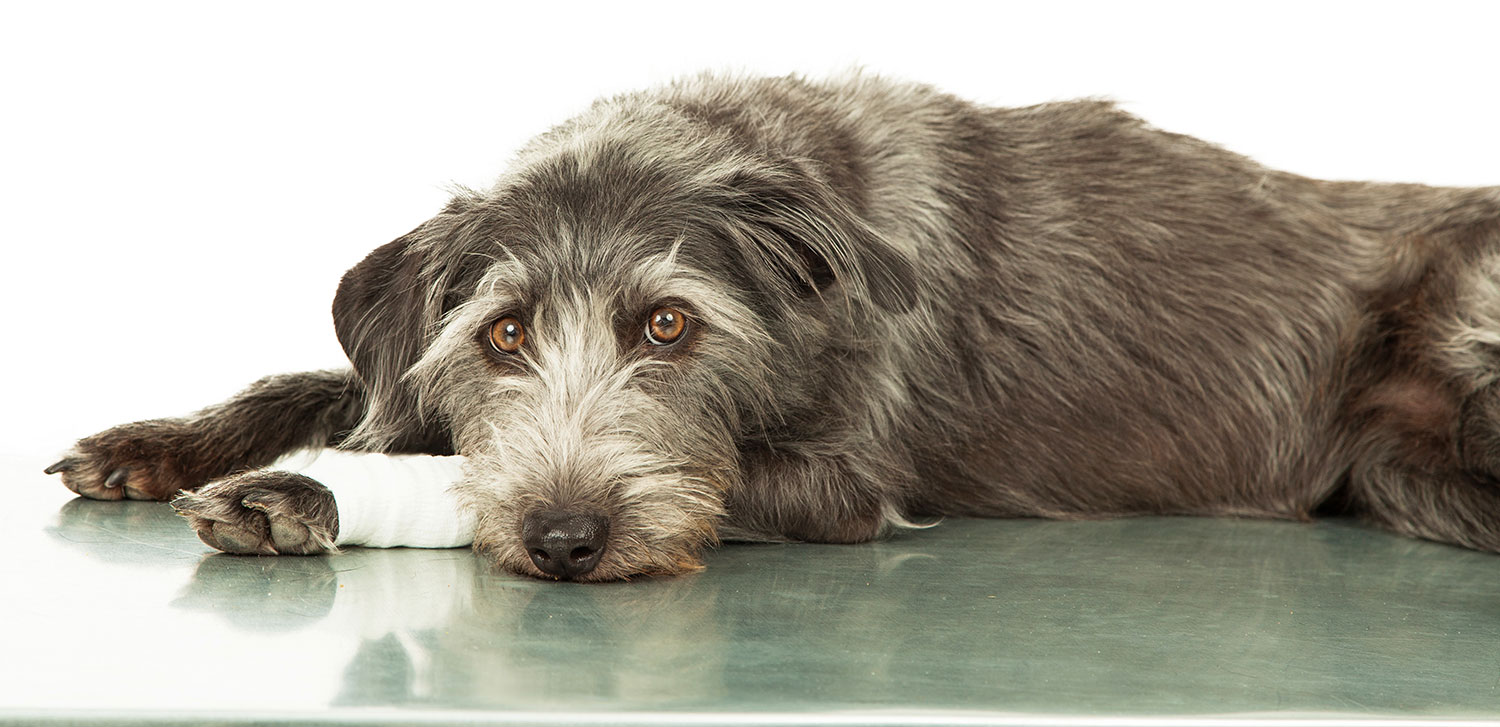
[522,509,610,579]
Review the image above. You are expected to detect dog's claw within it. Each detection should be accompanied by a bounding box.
[169,494,198,516]
[104,468,129,489]
[44,458,77,475]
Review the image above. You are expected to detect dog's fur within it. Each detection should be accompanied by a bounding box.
[47,74,1500,581]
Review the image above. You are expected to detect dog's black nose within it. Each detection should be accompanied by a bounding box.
[522,510,610,579]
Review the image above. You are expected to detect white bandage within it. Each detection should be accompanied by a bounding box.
[270,449,475,549]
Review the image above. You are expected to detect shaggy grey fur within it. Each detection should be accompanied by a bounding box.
[47,73,1500,581]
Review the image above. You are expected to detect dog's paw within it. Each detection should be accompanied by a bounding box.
[171,471,339,555]
[44,419,212,501]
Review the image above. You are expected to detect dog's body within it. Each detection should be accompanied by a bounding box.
[47,74,1500,580]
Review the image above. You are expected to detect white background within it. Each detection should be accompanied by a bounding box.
[3,1,1497,461]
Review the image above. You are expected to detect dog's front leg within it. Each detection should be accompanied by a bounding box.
[46,369,366,501]
[726,442,898,544]
[172,471,340,555]
[173,451,473,555]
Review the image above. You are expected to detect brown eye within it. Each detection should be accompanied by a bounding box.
[488,316,525,354]
[645,306,686,345]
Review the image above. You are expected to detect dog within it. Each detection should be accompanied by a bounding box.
[45,73,1500,581]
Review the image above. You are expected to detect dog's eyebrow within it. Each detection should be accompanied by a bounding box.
[662,233,686,269]
[470,252,531,300]
[459,247,507,269]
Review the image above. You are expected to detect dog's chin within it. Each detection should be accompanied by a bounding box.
[480,530,713,583]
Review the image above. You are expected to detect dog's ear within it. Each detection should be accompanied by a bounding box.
[332,228,445,451]
[712,162,918,314]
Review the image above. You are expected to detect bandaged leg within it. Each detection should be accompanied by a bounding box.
[271,449,475,548]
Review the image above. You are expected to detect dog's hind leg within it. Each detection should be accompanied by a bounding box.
[1354,460,1500,551]
[1342,186,1500,550]
[45,369,371,501]
[1460,382,1500,480]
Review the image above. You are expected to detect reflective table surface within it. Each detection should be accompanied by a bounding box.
[4,454,1500,726]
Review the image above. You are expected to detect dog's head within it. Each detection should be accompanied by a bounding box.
[332,103,914,580]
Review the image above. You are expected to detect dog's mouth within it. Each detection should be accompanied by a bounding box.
[477,507,719,583]
[454,450,731,582]
[523,552,708,583]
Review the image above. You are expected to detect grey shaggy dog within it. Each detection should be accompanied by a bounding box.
[46,74,1500,581]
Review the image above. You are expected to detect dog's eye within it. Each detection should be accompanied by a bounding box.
[645,306,687,346]
[488,317,526,354]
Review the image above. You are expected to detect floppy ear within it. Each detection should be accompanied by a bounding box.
[712,161,918,314]
[332,228,451,453]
